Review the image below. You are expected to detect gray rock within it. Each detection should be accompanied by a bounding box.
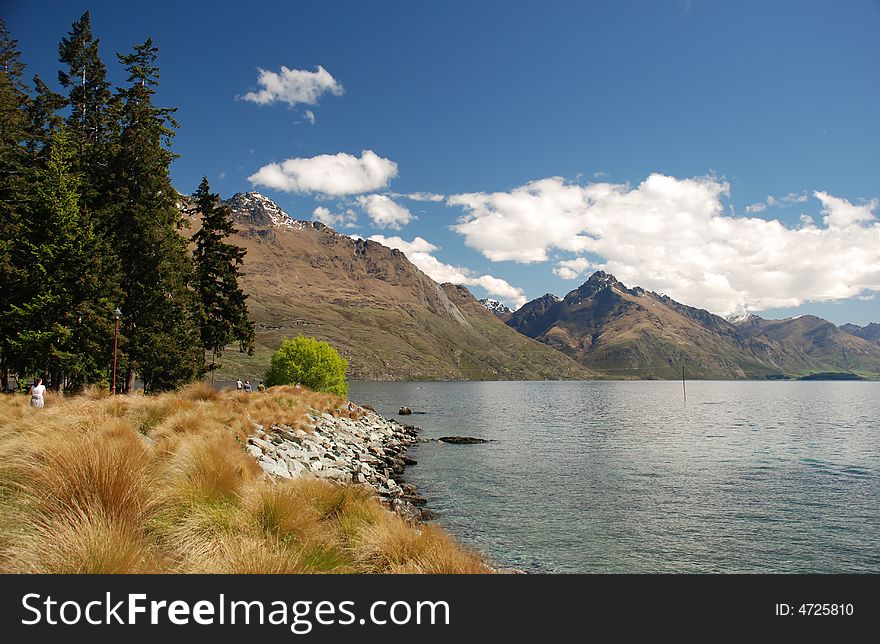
[246,401,432,522]
[321,467,351,483]
[261,461,291,478]
[248,436,275,451]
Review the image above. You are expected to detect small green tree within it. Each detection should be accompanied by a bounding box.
[266,336,348,397]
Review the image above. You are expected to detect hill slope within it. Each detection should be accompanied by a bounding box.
[187,193,592,381]
[731,314,880,376]
[840,322,880,345]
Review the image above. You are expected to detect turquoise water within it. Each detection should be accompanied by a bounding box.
[349,380,880,573]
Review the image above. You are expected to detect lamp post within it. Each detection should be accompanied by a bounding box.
[111,307,122,394]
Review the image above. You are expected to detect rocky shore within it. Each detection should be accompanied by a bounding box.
[245,405,431,521]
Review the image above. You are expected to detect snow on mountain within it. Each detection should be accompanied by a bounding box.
[480,298,514,316]
[224,192,306,231]
[727,312,761,325]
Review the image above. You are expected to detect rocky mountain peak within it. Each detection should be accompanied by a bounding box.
[480,298,514,318]
[586,270,619,285]
[567,270,625,302]
[224,192,300,230]
[727,312,761,325]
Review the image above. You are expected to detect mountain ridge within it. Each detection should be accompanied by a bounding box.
[507,271,880,379]
[182,191,879,381]
[182,192,594,381]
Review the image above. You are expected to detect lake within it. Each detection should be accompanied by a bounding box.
[349,380,880,573]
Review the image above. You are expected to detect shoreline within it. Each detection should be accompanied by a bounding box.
[246,404,432,522]
[246,400,528,573]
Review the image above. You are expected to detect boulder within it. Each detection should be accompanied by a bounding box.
[262,462,291,478]
[248,436,275,452]
[398,406,412,415]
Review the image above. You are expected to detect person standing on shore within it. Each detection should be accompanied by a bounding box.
[29,378,45,409]
[236,378,243,391]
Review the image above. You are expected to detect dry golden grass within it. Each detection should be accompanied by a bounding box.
[0,384,489,574]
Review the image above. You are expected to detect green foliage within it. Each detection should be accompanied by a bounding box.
[0,17,255,394]
[109,39,202,393]
[56,11,119,217]
[6,128,119,390]
[0,19,32,390]
[192,177,255,376]
[266,337,349,397]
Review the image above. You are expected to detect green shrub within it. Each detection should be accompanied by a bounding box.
[265,336,349,397]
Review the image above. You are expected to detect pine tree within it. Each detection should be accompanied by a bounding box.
[25,76,65,161]
[112,39,202,393]
[192,177,255,383]
[57,11,115,206]
[7,128,119,390]
[0,20,32,390]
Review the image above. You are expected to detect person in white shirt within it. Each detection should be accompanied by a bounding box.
[30,377,46,408]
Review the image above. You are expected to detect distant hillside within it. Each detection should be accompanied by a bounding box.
[507,271,880,379]
[184,193,593,381]
[730,314,880,376]
[840,322,880,345]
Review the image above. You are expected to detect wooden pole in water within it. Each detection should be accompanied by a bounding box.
[681,365,687,402]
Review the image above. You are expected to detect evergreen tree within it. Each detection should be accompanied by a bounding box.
[57,11,115,205]
[192,177,255,382]
[112,39,202,393]
[0,20,32,390]
[25,76,65,161]
[7,128,119,391]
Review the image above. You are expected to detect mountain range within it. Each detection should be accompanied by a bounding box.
[184,192,880,381]
[506,271,880,379]
[184,192,592,381]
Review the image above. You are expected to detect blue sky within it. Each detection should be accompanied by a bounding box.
[7,0,880,324]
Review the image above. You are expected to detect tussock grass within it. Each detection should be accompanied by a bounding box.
[0,384,489,574]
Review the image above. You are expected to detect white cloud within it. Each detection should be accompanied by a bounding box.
[364,235,438,255]
[553,257,593,280]
[356,194,412,229]
[248,150,398,197]
[303,109,316,125]
[448,173,880,315]
[769,192,808,206]
[368,234,527,308]
[312,206,357,229]
[816,190,877,229]
[241,65,343,107]
[406,192,445,202]
[747,192,808,213]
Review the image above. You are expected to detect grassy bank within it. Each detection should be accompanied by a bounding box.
[0,384,488,573]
